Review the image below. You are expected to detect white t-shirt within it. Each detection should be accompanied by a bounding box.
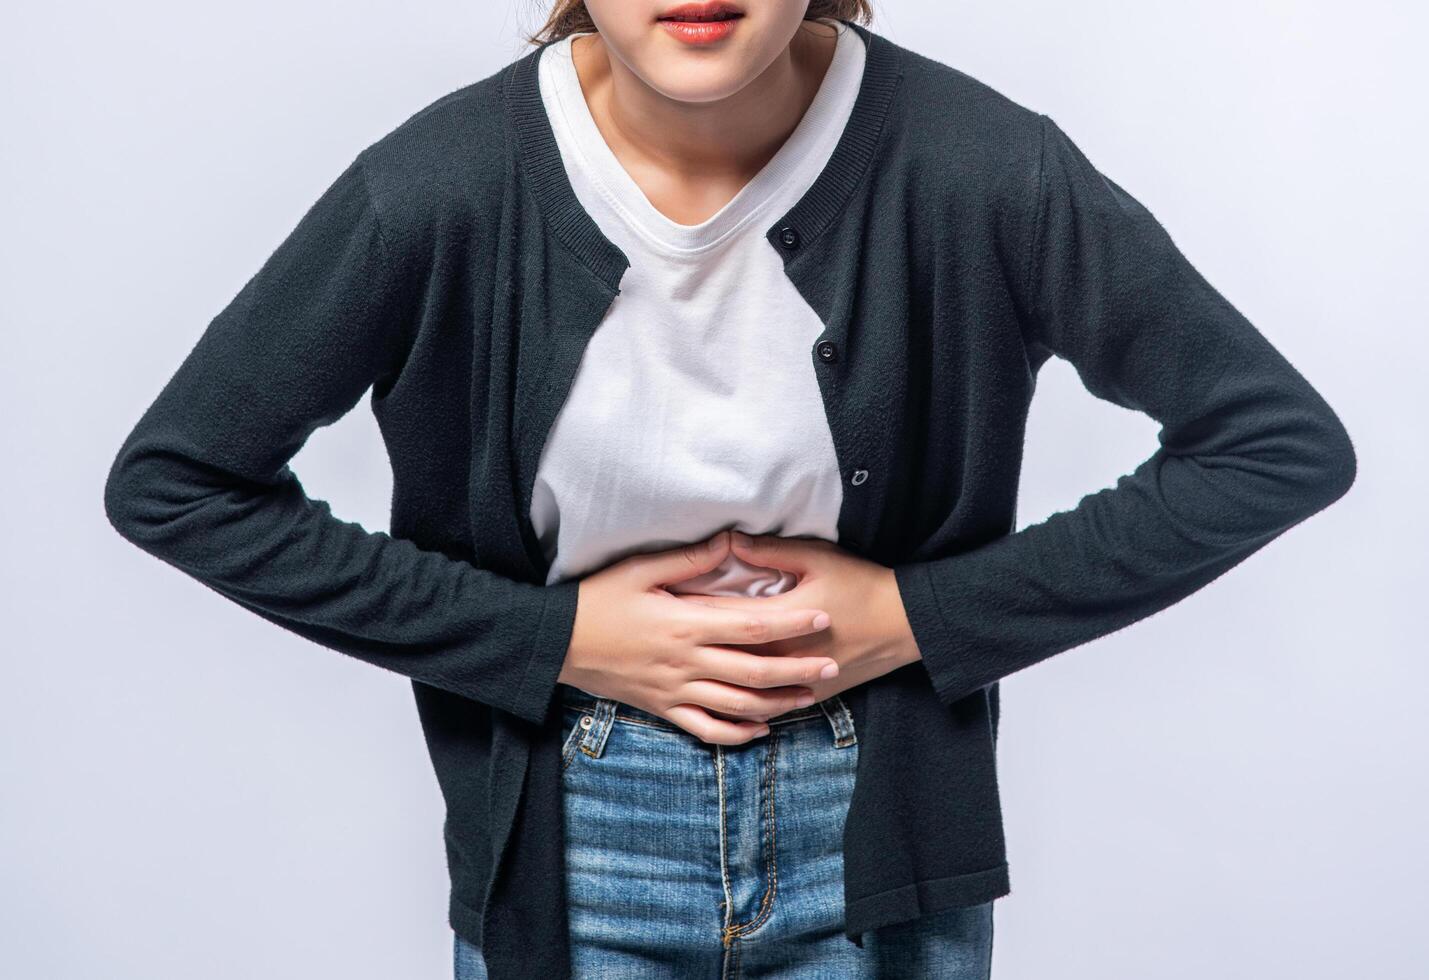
[531,20,866,608]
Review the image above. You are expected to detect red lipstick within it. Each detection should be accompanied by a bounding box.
[656,1,745,46]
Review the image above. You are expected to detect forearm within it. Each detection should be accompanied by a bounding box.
[104,151,577,727]
[893,113,1356,705]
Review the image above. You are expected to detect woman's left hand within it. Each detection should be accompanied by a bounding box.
[669,530,924,713]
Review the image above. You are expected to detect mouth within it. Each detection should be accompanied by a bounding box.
[656,1,744,44]
[656,2,745,25]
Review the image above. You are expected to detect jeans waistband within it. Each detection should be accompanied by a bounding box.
[558,684,857,750]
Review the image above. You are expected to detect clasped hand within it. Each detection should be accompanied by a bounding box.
[560,529,921,744]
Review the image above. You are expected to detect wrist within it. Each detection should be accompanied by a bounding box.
[875,564,922,669]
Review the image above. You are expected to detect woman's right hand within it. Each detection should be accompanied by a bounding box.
[558,529,838,745]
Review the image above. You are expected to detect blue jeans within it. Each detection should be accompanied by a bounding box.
[454,689,995,979]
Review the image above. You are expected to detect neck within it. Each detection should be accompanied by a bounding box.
[568,21,840,190]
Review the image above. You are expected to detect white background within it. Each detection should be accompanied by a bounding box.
[3,2,1422,977]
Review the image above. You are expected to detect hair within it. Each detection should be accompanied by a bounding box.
[524,1,873,46]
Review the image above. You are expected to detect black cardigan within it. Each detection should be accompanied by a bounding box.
[103,19,1356,979]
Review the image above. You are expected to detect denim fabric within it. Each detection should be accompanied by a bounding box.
[454,691,994,979]
[453,928,489,980]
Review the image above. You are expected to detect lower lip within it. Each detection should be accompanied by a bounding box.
[658,16,741,45]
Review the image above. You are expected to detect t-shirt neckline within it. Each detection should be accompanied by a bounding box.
[503,18,903,293]
[540,19,865,256]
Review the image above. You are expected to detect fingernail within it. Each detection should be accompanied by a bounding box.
[758,725,771,736]
[709,533,723,551]
[797,694,816,707]
[812,612,831,630]
[731,530,752,547]
[820,663,839,679]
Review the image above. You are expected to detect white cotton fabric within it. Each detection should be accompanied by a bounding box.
[531,20,866,617]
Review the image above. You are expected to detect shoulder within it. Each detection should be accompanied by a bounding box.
[345,50,534,246]
[880,36,1048,208]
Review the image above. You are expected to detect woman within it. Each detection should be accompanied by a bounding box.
[104,1,1357,978]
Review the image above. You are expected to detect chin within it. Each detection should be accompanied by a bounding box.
[640,54,753,104]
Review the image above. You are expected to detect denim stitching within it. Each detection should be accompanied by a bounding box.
[723,726,780,942]
[580,698,616,759]
[559,708,585,770]
[561,699,616,769]
[714,744,735,941]
[726,933,741,980]
[832,694,858,748]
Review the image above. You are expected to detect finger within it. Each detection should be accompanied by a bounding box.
[694,646,839,689]
[625,531,729,588]
[664,703,770,746]
[673,600,832,647]
[677,679,817,721]
[668,592,805,614]
[728,530,819,575]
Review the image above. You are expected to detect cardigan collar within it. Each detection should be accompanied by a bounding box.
[501,18,903,293]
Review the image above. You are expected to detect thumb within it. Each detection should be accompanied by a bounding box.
[729,531,814,575]
[626,530,730,588]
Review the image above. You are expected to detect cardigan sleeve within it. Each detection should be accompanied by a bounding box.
[895,113,1357,708]
[102,153,578,727]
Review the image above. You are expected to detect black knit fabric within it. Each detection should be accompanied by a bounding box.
[104,19,1355,979]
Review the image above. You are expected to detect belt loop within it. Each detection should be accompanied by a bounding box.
[576,697,618,758]
[818,694,858,749]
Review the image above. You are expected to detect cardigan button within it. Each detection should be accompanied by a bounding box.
[777,225,800,249]
[815,340,838,362]
[851,468,869,486]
